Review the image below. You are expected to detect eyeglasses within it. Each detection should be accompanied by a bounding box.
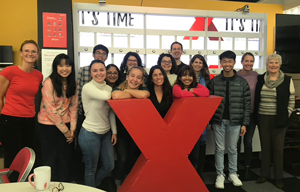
[95,52,107,57]
[161,60,171,64]
[52,182,64,192]
[107,72,118,76]
[127,59,137,63]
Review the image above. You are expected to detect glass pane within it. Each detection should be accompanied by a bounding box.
[79,11,144,29]
[177,36,190,50]
[113,34,128,48]
[206,55,219,67]
[162,36,175,49]
[130,35,144,49]
[248,38,260,51]
[146,54,159,69]
[221,37,233,50]
[207,37,219,50]
[79,52,112,68]
[192,37,204,50]
[79,52,94,67]
[97,33,111,47]
[146,15,203,31]
[235,56,242,69]
[113,54,125,68]
[146,35,159,49]
[181,55,190,65]
[208,18,260,33]
[80,32,94,47]
[234,38,246,50]
[253,56,259,69]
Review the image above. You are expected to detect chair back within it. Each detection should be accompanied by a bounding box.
[9,147,36,182]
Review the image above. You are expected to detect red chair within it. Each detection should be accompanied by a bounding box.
[0,147,35,183]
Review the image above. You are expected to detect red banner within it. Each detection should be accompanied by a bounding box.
[43,12,67,48]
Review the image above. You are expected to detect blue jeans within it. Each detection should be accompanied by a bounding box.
[213,120,241,176]
[79,128,114,187]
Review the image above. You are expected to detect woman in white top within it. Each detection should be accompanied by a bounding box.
[78,60,117,188]
[157,53,177,85]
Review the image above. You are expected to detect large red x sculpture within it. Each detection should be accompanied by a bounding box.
[108,96,222,192]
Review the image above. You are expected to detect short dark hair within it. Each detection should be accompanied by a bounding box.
[89,60,106,73]
[241,52,255,62]
[175,65,198,89]
[93,44,109,55]
[219,50,236,61]
[157,53,177,74]
[170,42,183,51]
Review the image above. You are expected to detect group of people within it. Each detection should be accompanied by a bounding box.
[0,39,295,191]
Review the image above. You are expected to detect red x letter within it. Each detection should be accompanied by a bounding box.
[108,96,222,192]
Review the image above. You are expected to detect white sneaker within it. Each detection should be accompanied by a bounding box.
[215,175,225,189]
[228,174,243,186]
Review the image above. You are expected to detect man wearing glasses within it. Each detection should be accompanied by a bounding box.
[170,42,187,74]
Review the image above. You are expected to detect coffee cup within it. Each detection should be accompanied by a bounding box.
[28,166,51,190]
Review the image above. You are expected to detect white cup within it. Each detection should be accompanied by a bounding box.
[28,166,51,190]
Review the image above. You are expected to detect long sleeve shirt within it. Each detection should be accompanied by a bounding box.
[172,84,210,98]
[38,78,78,133]
[82,79,117,135]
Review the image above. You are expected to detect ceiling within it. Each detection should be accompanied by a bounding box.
[210,0,300,10]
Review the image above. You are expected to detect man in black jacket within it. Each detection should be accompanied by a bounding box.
[207,50,251,189]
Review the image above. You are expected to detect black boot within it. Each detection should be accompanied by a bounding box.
[244,166,250,180]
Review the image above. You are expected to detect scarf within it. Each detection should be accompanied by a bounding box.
[264,70,284,89]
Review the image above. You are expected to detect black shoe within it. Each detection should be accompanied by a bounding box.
[275,179,284,189]
[244,167,250,180]
[256,176,269,184]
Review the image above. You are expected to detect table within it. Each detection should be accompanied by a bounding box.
[0,182,106,192]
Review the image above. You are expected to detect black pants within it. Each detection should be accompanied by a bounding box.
[114,135,140,184]
[237,113,256,167]
[38,123,73,182]
[258,114,286,179]
[0,114,42,169]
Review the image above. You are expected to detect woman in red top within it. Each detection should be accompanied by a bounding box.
[0,40,43,168]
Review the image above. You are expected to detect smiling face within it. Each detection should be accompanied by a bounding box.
[106,66,119,84]
[20,43,39,64]
[267,59,280,74]
[152,69,164,86]
[242,55,254,71]
[90,63,106,83]
[126,68,143,89]
[220,58,235,73]
[93,49,107,62]
[126,56,138,70]
[170,43,183,60]
[191,58,203,73]
[180,72,193,87]
[57,59,72,79]
[161,56,172,73]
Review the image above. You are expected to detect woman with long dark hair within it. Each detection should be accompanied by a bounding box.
[119,52,144,83]
[157,53,177,85]
[38,53,77,181]
[146,65,173,118]
[106,64,121,88]
[189,54,211,179]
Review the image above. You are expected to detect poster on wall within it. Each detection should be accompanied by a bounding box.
[43,12,67,48]
[41,49,68,80]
